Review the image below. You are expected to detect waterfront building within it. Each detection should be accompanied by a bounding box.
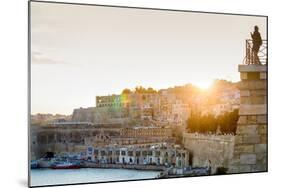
[86,144,189,168]
[30,123,175,159]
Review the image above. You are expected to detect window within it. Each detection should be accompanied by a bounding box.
[94,150,99,155]
[101,151,105,156]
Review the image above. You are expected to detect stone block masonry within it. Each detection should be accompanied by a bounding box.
[183,133,235,174]
[228,64,267,173]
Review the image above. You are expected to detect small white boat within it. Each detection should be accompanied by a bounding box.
[51,161,80,169]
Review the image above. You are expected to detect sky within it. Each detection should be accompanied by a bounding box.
[30,1,267,115]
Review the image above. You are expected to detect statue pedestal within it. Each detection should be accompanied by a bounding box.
[228,64,267,173]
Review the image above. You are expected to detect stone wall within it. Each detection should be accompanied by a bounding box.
[183,133,235,174]
[228,65,267,173]
[72,107,130,124]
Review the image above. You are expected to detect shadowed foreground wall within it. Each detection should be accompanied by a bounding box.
[183,133,235,174]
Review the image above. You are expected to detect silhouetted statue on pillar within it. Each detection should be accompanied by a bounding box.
[251,26,262,64]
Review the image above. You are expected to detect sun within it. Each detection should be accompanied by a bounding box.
[195,81,212,90]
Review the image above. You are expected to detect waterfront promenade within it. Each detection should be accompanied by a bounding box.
[82,161,166,171]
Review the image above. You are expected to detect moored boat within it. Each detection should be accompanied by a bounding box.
[38,158,57,168]
[51,161,81,169]
[37,152,57,168]
[31,160,38,169]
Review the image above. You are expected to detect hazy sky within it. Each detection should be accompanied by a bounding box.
[30,2,267,115]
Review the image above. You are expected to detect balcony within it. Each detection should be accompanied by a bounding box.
[244,39,267,65]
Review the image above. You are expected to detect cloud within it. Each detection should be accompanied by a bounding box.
[31,51,65,65]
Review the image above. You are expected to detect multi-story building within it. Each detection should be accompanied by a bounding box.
[86,144,189,168]
[96,94,127,108]
[120,126,172,138]
[170,100,190,124]
[30,122,175,159]
[199,88,240,117]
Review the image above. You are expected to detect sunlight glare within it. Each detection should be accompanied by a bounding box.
[195,80,212,90]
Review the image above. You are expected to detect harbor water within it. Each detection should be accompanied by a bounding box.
[31,168,160,186]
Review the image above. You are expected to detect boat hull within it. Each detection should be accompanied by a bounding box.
[51,165,80,169]
[38,160,53,168]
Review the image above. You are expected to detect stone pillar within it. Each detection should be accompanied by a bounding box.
[228,64,267,173]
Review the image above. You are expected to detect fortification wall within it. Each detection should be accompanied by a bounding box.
[72,107,130,124]
[183,133,235,173]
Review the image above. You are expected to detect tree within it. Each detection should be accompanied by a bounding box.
[122,88,132,94]
[147,87,157,94]
[187,109,239,134]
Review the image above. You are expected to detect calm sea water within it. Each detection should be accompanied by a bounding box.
[31,168,160,186]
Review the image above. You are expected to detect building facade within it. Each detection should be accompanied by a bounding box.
[86,144,189,168]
